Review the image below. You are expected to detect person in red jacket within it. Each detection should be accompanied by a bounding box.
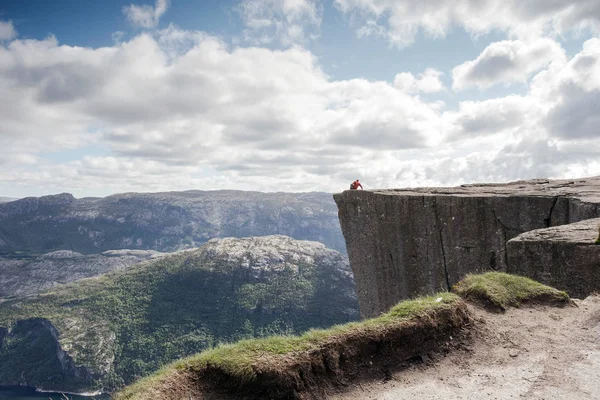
[350,179,363,190]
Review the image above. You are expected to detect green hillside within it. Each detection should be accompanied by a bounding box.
[0,236,358,392]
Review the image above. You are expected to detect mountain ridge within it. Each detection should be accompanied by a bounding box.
[0,190,345,255]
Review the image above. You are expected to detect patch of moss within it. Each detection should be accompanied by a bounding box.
[117,292,464,400]
[452,272,570,311]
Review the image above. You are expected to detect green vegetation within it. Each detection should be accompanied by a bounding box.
[117,272,574,400]
[0,244,358,391]
[452,272,570,311]
[595,224,600,244]
[118,292,463,399]
[0,319,83,390]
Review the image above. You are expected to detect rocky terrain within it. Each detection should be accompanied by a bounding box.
[335,176,600,318]
[0,235,358,393]
[0,249,167,300]
[0,190,344,256]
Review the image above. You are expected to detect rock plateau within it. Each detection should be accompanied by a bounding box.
[335,176,600,318]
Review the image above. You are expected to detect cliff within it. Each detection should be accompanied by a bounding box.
[334,177,600,318]
[0,235,358,392]
[0,190,345,255]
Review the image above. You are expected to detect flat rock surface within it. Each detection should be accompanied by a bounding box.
[510,217,600,243]
[330,297,600,400]
[363,176,600,202]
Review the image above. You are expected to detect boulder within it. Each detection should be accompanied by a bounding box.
[507,217,600,299]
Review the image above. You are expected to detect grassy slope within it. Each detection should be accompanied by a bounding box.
[118,292,468,400]
[0,249,358,389]
[452,272,570,311]
[118,272,573,400]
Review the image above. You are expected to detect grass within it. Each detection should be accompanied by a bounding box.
[452,272,570,311]
[117,292,464,400]
[179,292,460,380]
[118,272,573,399]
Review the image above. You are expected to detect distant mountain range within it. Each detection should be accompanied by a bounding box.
[0,190,345,256]
[0,249,168,300]
[0,236,359,392]
[0,197,17,203]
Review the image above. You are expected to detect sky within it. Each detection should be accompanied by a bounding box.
[0,0,599,198]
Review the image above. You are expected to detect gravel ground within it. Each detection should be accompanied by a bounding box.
[330,296,600,400]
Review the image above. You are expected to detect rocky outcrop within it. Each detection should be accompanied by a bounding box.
[0,191,344,255]
[0,249,167,299]
[0,235,358,393]
[507,217,600,299]
[335,177,600,318]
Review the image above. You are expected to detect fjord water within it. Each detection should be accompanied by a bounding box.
[0,387,109,400]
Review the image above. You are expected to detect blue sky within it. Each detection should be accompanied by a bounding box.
[0,0,599,197]
[2,0,501,80]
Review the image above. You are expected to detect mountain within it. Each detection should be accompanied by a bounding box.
[0,191,344,256]
[0,197,17,204]
[0,235,359,393]
[0,249,167,300]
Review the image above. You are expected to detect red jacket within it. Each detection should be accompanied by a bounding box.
[351,181,363,190]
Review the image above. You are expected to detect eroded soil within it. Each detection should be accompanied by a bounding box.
[330,296,600,400]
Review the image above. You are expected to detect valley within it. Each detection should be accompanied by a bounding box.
[0,235,358,393]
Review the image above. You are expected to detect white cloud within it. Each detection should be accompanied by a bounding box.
[452,39,566,90]
[237,0,322,46]
[443,96,536,139]
[334,0,600,47]
[0,28,443,195]
[123,0,170,29]
[1,28,600,197]
[394,68,445,94]
[0,21,16,41]
[538,38,600,139]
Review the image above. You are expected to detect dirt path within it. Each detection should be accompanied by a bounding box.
[330,296,600,400]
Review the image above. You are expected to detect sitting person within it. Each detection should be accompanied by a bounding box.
[350,179,363,190]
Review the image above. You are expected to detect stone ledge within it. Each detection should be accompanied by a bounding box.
[507,218,600,298]
[335,176,600,318]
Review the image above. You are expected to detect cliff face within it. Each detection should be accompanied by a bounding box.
[0,235,358,392]
[0,317,114,391]
[0,191,345,255]
[335,177,600,318]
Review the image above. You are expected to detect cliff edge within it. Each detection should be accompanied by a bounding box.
[334,176,600,318]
